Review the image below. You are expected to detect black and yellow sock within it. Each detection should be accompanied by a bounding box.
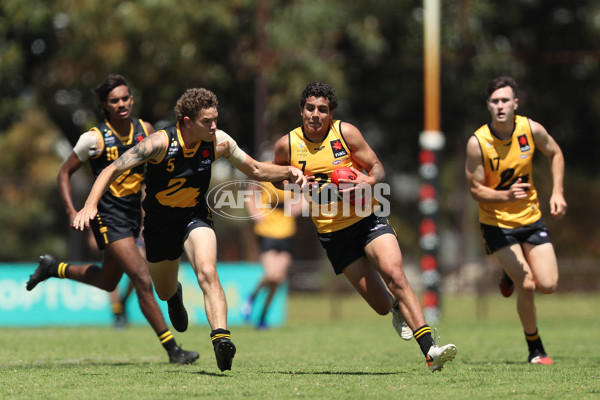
[111,302,124,315]
[210,328,231,346]
[54,261,69,279]
[525,328,546,355]
[414,325,434,356]
[44,259,69,279]
[158,330,177,352]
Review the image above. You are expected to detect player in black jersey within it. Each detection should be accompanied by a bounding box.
[26,74,199,365]
[72,87,306,372]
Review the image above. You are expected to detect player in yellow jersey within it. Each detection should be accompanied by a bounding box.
[273,82,457,373]
[465,76,567,365]
[243,180,303,329]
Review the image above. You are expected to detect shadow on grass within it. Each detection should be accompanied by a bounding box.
[4,358,203,369]
[258,370,399,376]
[460,360,525,366]
[188,370,400,377]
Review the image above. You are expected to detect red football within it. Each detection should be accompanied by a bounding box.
[331,166,357,187]
[331,166,365,205]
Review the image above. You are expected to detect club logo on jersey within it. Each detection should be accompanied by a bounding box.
[313,145,325,151]
[330,139,348,158]
[200,148,213,165]
[195,147,214,171]
[517,135,530,152]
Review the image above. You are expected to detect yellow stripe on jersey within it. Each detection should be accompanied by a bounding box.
[473,115,541,228]
[109,172,144,198]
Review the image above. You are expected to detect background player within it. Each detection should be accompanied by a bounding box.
[243,179,304,329]
[465,76,567,364]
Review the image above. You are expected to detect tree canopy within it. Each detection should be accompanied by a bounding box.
[1,0,600,261]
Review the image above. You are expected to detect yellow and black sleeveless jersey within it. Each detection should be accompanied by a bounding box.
[289,120,378,233]
[473,115,541,228]
[253,182,297,239]
[89,118,149,215]
[143,122,214,222]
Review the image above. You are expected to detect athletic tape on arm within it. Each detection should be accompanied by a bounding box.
[73,131,101,161]
[215,130,247,167]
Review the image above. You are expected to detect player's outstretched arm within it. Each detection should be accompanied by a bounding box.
[73,132,167,230]
[238,156,306,188]
[217,130,307,188]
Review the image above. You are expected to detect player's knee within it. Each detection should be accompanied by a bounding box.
[96,274,121,291]
[373,303,390,316]
[267,272,286,285]
[155,289,171,301]
[153,283,176,301]
[100,280,119,292]
[195,263,218,285]
[386,270,409,293]
[265,281,279,292]
[130,274,153,293]
[520,279,536,294]
[537,280,557,294]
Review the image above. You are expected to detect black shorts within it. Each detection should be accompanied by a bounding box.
[318,214,396,275]
[143,215,214,263]
[257,236,293,254]
[480,218,551,255]
[90,209,141,251]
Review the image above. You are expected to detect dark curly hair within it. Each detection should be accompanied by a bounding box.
[300,82,338,111]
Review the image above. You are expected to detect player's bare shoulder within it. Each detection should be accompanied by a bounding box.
[273,134,290,165]
[528,118,550,140]
[466,135,482,156]
[339,121,366,148]
[143,120,156,134]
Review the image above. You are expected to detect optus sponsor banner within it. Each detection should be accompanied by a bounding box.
[0,263,286,327]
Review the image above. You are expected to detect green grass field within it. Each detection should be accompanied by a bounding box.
[1,293,599,399]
